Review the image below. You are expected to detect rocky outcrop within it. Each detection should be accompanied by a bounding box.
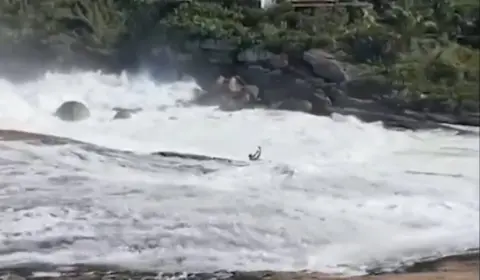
[275,99,313,113]
[303,49,349,84]
[191,75,261,111]
[151,151,246,165]
[0,129,249,166]
[54,101,90,122]
[159,41,478,131]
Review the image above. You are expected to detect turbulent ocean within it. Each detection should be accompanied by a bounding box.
[0,71,478,275]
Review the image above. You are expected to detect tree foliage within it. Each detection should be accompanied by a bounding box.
[0,0,478,105]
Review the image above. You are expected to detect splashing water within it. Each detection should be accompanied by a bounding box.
[0,71,478,274]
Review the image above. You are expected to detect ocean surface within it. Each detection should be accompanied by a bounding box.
[0,71,478,275]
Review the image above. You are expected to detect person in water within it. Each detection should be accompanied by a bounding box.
[248,146,262,161]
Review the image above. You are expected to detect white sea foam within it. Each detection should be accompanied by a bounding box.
[0,71,478,274]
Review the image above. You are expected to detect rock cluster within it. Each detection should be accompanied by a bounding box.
[53,102,142,122]
[157,39,478,132]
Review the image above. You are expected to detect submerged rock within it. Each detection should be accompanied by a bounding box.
[54,101,90,122]
[112,110,132,120]
[111,107,142,120]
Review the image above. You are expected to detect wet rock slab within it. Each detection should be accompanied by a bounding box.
[0,252,478,280]
[0,129,248,166]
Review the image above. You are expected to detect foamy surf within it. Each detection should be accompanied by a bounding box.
[0,70,478,274]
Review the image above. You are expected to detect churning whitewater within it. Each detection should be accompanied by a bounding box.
[0,71,478,275]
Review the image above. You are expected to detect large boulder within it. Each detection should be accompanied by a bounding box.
[236,65,280,92]
[237,46,273,63]
[268,53,289,69]
[303,49,348,83]
[54,101,90,121]
[341,76,393,100]
[310,91,333,116]
[194,76,255,110]
[244,84,260,101]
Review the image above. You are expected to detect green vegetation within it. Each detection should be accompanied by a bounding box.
[0,0,478,111]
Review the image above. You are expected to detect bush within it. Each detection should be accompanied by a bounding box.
[0,0,477,108]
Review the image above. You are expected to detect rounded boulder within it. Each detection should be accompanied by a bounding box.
[54,101,90,121]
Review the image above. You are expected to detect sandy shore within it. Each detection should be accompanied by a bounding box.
[0,251,478,280]
[267,252,479,280]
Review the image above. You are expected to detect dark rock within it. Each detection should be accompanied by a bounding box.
[308,77,327,88]
[190,65,225,91]
[293,78,316,98]
[310,92,333,116]
[54,101,90,122]
[113,110,132,120]
[341,76,393,100]
[267,53,288,69]
[112,107,142,113]
[262,89,289,105]
[112,107,142,120]
[194,91,224,106]
[262,78,315,105]
[199,39,237,52]
[192,76,233,106]
[458,99,480,113]
[303,49,348,83]
[331,107,475,133]
[244,84,260,100]
[425,112,480,127]
[276,99,312,113]
[237,46,273,63]
[236,65,272,89]
[206,51,234,64]
[321,84,347,104]
[334,96,396,113]
[169,38,478,132]
[151,151,245,165]
[219,96,248,111]
[238,67,294,104]
[227,76,243,93]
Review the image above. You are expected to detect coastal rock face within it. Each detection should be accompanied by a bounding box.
[303,49,349,84]
[192,76,257,111]
[160,39,478,132]
[134,0,478,132]
[276,99,313,113]
[341,76,393,100]
[54,101,90,122]
[310,92,333,116]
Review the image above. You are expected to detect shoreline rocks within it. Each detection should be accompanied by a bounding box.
[0,129,249,166]
[162,43,478,132]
